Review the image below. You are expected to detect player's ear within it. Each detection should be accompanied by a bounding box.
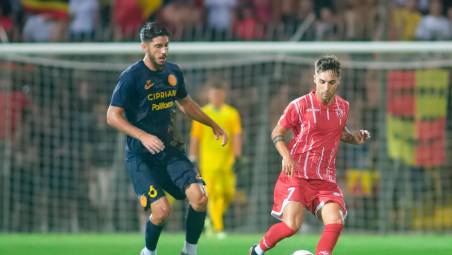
[140,42,147,51]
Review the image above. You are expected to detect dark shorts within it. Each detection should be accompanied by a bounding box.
[125,150,203,209]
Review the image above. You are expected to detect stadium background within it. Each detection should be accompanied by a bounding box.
[0,0,452,254]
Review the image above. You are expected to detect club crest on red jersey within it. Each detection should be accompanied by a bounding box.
[336,108,344,118]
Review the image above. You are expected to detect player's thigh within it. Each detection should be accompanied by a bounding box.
[224,169,236,194]
[202,168,235,197]
[319,202,343,225]
[282,201,305,231]
[125,154,166,210]
[165,153,204,198]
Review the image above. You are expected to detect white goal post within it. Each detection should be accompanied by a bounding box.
[1,41,452,55]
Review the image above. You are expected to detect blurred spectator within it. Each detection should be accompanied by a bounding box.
[278,0,298,39]
[389,0,421,40]
[416,0,451,40]
[6,0,452,42]
[343,0,379,41]
[140,0,162,21]
[314,6,342,40]
[290,0,316,41]
[22,0,69,42]
[160,0,202,41]
[448,6,452,37]
[113,0,162,41]
[0,0,13,42]
[233,3,262,40]
[69,0,99,41]
[0,80,31,142]
[204,0,237,40]
[252,0,272,25]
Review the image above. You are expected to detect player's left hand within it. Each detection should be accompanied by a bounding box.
[212,125,228,146]
[353,129,371,144]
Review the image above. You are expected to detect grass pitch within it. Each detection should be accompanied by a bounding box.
[0,233,450,255]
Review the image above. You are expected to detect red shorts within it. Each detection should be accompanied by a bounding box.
[271,173,347,220]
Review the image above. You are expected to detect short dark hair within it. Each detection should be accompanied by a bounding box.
[315,55,341,77]
[139,22,171,42]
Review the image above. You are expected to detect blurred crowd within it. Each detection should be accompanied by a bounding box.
[1,0,452,43]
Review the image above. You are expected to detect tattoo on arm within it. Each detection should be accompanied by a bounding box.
[272,135,284,145]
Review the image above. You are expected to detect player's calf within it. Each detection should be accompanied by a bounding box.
[251,222,297,255]
[315,223,343,255]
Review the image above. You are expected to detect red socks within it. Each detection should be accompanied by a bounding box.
[315,223,343,255]
[259,222,296,251]
[258,222,343,254]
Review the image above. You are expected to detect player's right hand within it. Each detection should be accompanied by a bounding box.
[282,156,296,177]
[211,125,228,146]
[139,133,165,154]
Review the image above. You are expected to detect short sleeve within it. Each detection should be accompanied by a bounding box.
[231,109,242,135]
[191,120,203,139]
[110,71,135,108]
[175,67,188,99]
[278,101,300,130]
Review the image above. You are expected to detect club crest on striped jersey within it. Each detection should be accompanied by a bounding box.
[335,108,344,118]
[168,74,177,86]
[144,80,154,90]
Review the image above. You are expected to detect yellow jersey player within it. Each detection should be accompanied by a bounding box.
[189,81,242,238]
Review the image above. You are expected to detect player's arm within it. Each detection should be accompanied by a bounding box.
[271,123,296,177]
[232,111,242,158]
[106,105,165,154]
[340,126,371,145]
[177,95,228,146]
[232,133,242,158]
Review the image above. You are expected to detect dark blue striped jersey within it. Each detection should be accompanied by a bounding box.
[110,60,187,154]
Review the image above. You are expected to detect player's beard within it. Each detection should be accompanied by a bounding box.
[320,91,334,104]
[148,49,166,71]
[151,55,165,70]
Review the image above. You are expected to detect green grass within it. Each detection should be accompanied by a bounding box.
[0,233,450,255]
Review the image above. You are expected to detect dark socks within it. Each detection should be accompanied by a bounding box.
[185,206,206,244]
[145,217,164,251]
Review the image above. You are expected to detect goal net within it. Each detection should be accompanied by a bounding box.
[0,42,451,233]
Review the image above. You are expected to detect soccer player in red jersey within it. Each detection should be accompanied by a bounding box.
[249,55,370,255]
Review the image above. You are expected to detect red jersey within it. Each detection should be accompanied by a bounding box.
[278,90,349,183]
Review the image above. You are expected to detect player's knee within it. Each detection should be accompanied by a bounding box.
[151,205,172,224]
[321,211,344,225]
[284,220,302,233]
[325,218,343,225]
[190,194,208,212]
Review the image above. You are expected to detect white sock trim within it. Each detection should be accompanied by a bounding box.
[255,244,264,255]
[182,241,197,255]
[141,247,156,255]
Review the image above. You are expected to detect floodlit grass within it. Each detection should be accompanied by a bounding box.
[0,233,450,255]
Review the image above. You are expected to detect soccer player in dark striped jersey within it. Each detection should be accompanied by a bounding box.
[107,22,228,255]
[249,56,370,255]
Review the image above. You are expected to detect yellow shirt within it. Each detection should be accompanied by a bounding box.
[191,104,241,172]
[392,8,421,40]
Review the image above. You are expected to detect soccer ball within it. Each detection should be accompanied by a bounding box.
[291,250,313,255]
